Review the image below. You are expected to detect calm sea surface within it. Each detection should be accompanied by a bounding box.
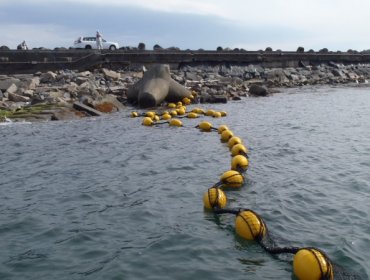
[0,86,369,280]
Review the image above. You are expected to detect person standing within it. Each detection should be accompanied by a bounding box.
[17,40,28,50]
[96,31,103,50]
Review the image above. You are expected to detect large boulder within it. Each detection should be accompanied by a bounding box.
[249,84,268,96]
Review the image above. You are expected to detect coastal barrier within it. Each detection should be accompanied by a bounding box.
[1,49,370,74]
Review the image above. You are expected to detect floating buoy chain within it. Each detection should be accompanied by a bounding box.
[133,105,357,280]
[199,121,343,280]
[214,207,301,254]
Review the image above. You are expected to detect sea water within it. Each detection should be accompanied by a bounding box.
[0,85,369,279]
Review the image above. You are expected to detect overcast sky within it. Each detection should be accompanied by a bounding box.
[1,0,370,51]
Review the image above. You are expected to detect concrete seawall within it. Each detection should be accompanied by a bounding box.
[1,49,370,74]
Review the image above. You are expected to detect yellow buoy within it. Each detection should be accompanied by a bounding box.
[231,155,249,171]
[235,210,266,240]
[212,111,222,118]
[176,101,183,107]
[220,170,244,188]
[153,115,160,122]
[228,136,243,149]
[218,125,229,134]
[220,111,227,117]
[203,187,227,209]
[169,119,182,127]
[131,111,139,118]
[162,113,172,120]
[142,117,153,126]
[293,248,334,280]
[168,103,176,108]
[145,111,156,118]
[231,143,249,156]
[170,110,178,116]
[205,109,215,116]
[187,112,199,119]
[198,121,213,132]
[221,130,234,142]
[182,97,191,105]
[191,108,201,114]
[176,107,186,115]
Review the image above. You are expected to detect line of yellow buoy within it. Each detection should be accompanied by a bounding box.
[132,97,335,280]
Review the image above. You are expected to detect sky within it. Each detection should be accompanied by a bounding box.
[1,0,370,51]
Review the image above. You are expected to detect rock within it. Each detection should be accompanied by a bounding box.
[249,84,268,96]
[94,94,125,111]
[21,77,40,90]
[185,72,202,81]
[102,68,120,80]
[332,69,346,79]
[23,89,34,97]
[78,71,91,77]
[266,69,289,85]
[40,71,57,83]
[0,78,21,91]
[211,95,228,103]
[73,102,104,116]
[52,107,86,121]
[6,83,18,94]
[8,92,30,102]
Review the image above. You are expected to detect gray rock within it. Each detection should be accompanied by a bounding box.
[6,83,18,94]
[40,71,57,83]
[52,107,84,121]
[249,84,268,96]
[102,68,120,80]
[8,92,30,102]
[21,77,40,90]
[73,102,104,116]
[185,72,202,81]
[0,78,21,91]
[23,89,34,97]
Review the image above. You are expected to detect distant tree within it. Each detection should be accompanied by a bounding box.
[296,46,305,53]
[265,47,273,52]
[153,44,163,51]
[319,48,329,53]
[216,46,223,51]
[138,42,146,51]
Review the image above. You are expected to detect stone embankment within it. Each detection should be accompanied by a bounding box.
[1,62,370,122]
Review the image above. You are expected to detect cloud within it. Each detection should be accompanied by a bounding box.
[0,0,370,51]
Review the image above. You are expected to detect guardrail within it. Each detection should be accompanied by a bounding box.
[1,49,370,74]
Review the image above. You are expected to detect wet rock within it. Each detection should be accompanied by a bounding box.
[249,84,268,96]
[73,102,104,116]
[52,107,85,121]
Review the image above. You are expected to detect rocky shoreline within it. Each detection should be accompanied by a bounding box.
[1,62,370,122]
